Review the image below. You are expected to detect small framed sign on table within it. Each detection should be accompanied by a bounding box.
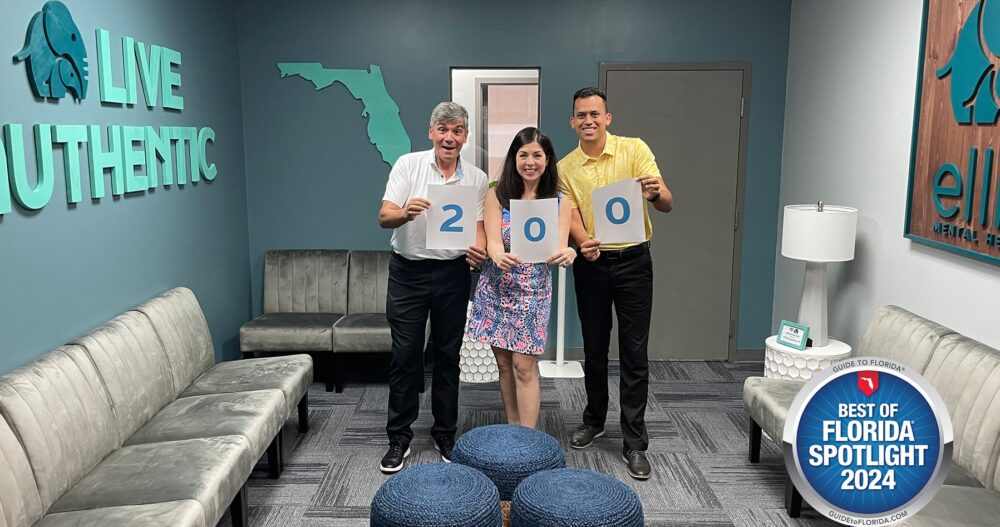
[777,320,809,351]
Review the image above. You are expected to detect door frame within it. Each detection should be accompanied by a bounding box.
[599,62,752,362]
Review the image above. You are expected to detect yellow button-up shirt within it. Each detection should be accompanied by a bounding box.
[557,133,662,250]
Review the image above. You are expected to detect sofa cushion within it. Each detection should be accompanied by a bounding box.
[180,355,313,419]
[0,345,119,513]
[922,334,1000,490]
[133,287,216,398]
[240,312,341,352]
[263,250,349,314]
[347,250,391,315]
[743,376,803,444]
[856,305,956,374]
[72,311,176,441]
[0,414,43,527]
[49,435,253,526]
[899,485,1000,526]
[125,390,286,456]
[333,313,391,352]
[35,500,206,527]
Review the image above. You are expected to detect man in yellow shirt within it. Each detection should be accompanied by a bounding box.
[557,87,672,480]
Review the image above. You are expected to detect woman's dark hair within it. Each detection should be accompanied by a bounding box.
[494,127,560,209]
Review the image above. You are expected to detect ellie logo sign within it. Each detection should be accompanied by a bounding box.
[906,0,1000,266]
[14,1,89,100]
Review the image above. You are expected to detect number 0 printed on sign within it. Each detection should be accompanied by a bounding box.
[510,198,559,263]
[426,185,477,250]
[593,179,645,244]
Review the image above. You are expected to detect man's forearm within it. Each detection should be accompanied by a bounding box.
[569,221,590,247]
[379,208,408,229]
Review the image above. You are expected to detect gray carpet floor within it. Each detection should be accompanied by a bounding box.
[218,360,836,526]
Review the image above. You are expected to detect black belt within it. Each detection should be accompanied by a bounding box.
[391,251,466,267]
[598,241,650,261]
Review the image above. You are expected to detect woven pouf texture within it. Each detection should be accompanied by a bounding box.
[370,463,502,527]
[510,468,644,527]
[452,424,566,500]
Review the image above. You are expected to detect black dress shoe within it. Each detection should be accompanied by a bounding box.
[433,435,454,463]
[380,441,410,474]
[570,425,605,449]
[623,448,652,480]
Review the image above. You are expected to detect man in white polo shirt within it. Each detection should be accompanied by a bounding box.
[377,102,488,474]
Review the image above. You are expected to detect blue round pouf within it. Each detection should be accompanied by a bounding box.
[510,468,644,527]
[370,463,502,527]
[451,424,565,500]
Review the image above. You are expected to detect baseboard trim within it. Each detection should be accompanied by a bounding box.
[735,347,765,362]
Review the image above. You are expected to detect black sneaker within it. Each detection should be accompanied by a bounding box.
[570,425,605,449]
[622,448,652,480]
[380,441,410,474]
[433,435,454,463]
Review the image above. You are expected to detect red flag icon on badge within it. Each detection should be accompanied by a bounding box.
[858,371,879,397]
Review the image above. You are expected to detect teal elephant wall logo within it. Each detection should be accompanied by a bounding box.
[935,0,1000,125]
[14,1,89,100]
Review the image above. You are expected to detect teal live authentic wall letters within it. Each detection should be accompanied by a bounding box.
[2,1,216,217]
[95,28,183,110]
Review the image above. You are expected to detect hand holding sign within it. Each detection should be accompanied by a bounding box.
[510,198,559,263]
[426,185,477,250]
[592,179,645,244]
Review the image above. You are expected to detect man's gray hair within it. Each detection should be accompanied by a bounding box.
[429,102,469,128]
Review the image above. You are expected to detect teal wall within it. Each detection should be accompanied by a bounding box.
[0,0,251,373]
[237,0,790,350]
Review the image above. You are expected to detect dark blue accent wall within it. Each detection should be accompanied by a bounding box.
[0,0,250,373]
[237,0,790,350]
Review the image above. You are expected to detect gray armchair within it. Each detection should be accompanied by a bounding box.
[240,250,348,391]
[240,250,401,393]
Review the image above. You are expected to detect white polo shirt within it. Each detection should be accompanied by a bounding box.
[382,149,488,260]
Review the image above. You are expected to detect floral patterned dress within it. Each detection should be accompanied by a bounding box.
[466,203,556,355]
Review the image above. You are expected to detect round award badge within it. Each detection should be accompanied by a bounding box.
[783,358,952,525]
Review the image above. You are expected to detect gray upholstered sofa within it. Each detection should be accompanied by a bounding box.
[0,287,313,527]
[240,249,393,393]
[744,305,1000,525]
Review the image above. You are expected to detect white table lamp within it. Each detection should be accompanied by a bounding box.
[781,203,858,348]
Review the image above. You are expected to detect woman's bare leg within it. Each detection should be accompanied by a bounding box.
[512,353,541,428]
[493,347,520,425]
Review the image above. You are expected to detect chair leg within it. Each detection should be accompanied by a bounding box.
[324,355,335,392]
[230,483,248,527]
[298,392,309,433]
[267,432,284,479]
[334,354,345,393]
[749,420,762,463]
[785,475,802,517]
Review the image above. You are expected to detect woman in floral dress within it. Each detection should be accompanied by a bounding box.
[466,127,575,428]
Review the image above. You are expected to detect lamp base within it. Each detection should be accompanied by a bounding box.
[798,261,829,348]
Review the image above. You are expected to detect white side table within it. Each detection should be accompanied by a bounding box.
[460,302,498,383]
[764,336,851,381]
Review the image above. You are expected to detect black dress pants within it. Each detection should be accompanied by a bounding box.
[573,244,653,451]
[385,252,470,445]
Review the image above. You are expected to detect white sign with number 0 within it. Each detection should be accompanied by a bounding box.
[592,179,645,244]
[509,198,559,263]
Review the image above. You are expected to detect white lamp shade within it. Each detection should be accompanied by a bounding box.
[781,205,858,262]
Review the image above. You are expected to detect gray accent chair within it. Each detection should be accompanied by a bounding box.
[0,287,313,527]
[744,305,1000,524]
[241,250,398,393]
